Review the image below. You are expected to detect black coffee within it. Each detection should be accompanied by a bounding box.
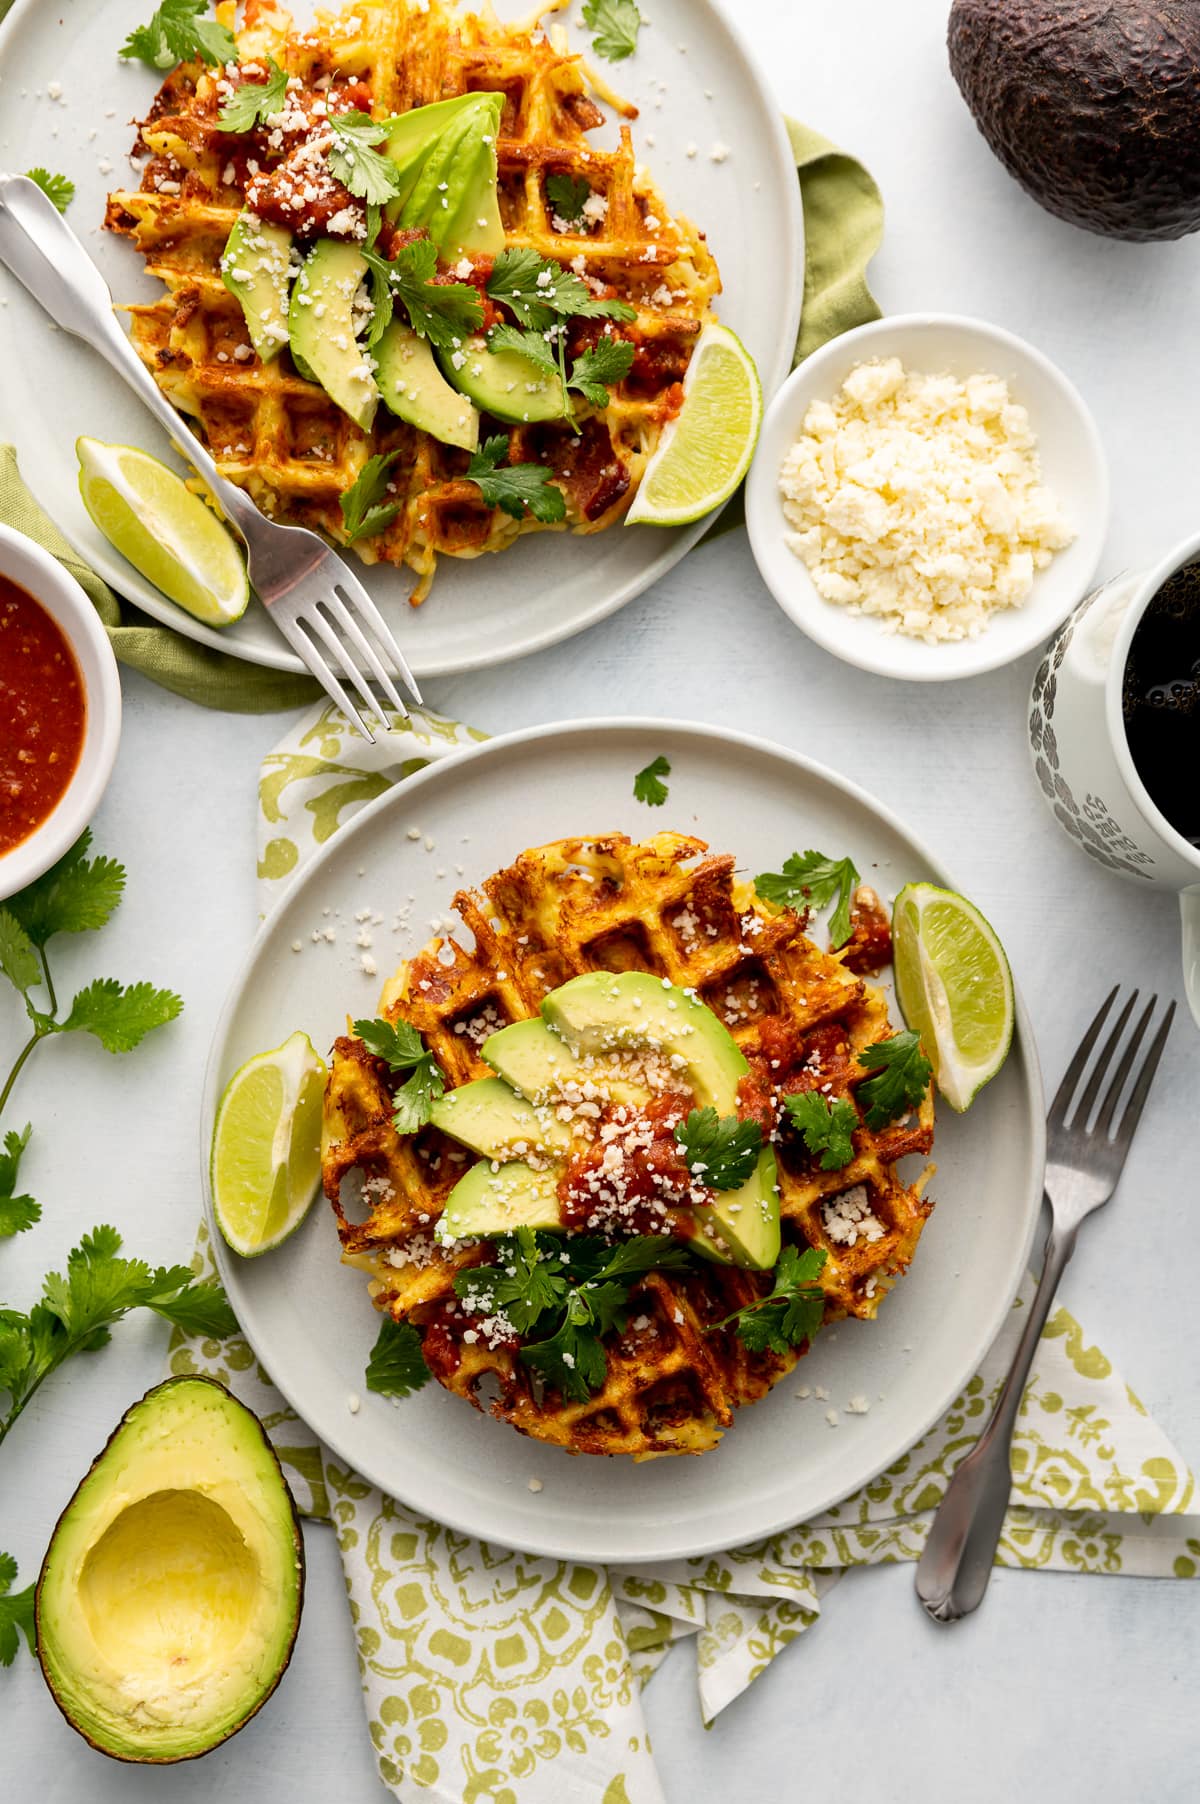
[1122,561,1200,846]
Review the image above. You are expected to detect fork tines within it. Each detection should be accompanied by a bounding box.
[1051,986,1176,1149]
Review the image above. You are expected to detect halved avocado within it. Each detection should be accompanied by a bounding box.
[288,240,377,431]
[220,213,293,360]
[429,1075,569,1158]
[440,334,567,425]
[436,1157,563,1242]
[384,91,504,258]
[36,1376,303,1765]
[482,1016,651,1108]
[542,971,749,1112]
[374,319,480,451]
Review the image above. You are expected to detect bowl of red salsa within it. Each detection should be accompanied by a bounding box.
[0,524,121,899]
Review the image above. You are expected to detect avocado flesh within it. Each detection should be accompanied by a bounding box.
[384,92,505,258]
[439,334,566,424]
[373,319,480,451]
[436,1157,563,1242]
[429,1075,569,1158]
[482,1016,651,1108]
[689,1147,781,1271]
[36,1376,302,1764]
[542,971,749,1113]
[220,213,292,360]
[398,109,484,238]
[288,240,377,431]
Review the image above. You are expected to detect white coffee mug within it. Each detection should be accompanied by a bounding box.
[1028,530,1200,1026]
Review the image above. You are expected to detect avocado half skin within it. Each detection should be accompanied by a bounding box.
[35,1374,305,1765]
[948,0,1200,241]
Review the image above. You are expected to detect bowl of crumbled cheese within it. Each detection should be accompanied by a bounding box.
[745,314,1109,680]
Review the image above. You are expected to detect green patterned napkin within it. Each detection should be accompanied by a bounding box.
[0,121,880,711]
[168,703,1197,1804]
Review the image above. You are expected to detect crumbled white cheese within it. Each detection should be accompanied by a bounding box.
[778,357,1075,643]
[822,1184,885,1247]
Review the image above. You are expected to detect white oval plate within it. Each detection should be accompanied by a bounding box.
[202,719,1044,1565]
[0,0,803,678]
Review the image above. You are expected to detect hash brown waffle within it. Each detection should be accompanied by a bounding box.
[104,0,721,601]
[322,832,936,1459]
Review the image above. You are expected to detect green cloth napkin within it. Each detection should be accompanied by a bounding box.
[0,121,882,713]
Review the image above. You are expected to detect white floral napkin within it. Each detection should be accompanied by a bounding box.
[170,701,1198,1804]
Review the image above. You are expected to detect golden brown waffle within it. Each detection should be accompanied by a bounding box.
[322,832,936,1459]
[104,0,721,601]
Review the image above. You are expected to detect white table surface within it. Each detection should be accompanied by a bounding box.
[5,0,1200,1796]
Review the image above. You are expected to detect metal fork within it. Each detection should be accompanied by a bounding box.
[0,174,420,743]
[915,985,1176,1623]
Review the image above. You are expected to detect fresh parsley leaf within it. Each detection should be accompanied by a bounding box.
[216,56,288,133]
[633,754,670,806]
[340,450,403,544]
[710,1244,828,1357]
[0,909,40,998]
[486,248,635,332]
[454,1227,569,1335]
[521,1290,608,1402]
[7,831,126,947]
[466,435,566,523]
[784,1090,858,1171]
[120,0,236,69]
[581,0,642,61]
[152,1281,240,1339]
[60,978,183,1053]
[354,1016,426,1067]
[568,335,634,407]
[587,1235,690,1283]
[754,849,861,949]
[380,237,483,351]
[0,1553,35,1666]
[856,1031,932,1130]
[674,1107,762,1191]
[24,168,75,212]
[487,321,559,380]
[325,109,404,203]
[364,1315,430,1397]
[546,172,591,226]
[353,1015,444,1132]
[0,1127,38,1240]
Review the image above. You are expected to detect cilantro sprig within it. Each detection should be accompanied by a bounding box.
[0,1224,237,1446]
[216,56,288,133]
[0,1554,35,1666]
[569,336,635,406]
[24,168,75,212]
[340,449,403,544]
[582,0,642,62]
[467,436,566,524]
[364,1315,430,1398]
[755,849,862,949]
[0,833,182,1122]
[0,1126,37,1240]
[546,172,591,227]
[784,1090,858,1171]
[633,755,670,807]
[486,247,636,332]
[120,0,236,69]
[709,1245,828,1356]
[362,236,483,353]
[674,1108,762,1191]
[485,321,632,420]
[354,1016,446,1133]
[325,110,406,204]
[453,1228,688,1404]
[856,1031,932,1129]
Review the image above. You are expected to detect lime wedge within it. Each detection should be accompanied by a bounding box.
[77,437,250,627]
[211,1031,328,1257]
[892,884,1014,1112]
[625,322,762,526]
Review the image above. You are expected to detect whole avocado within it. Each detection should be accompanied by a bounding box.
[948,0,1200,241]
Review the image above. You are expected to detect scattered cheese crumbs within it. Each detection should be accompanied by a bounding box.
[846,1395,870,1415]
[291,939,302,953]
[825,1408,839,1427]
[709,142,731,162]
[813,1384,829,1402]
[822,1185,885,1247]
[361,954,377,976]
[778,357,1076,643]
[406,826,421,841]
[795,1384,812,1400]
[527,1477,544,1493]
[347,1392,361,1415]
[46,80,63,100]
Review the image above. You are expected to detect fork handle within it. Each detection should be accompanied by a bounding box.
[0,174,261,539]
[914,1216,1078,1622]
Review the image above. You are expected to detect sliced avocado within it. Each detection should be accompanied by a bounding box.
[542,971,749,1113]
[482,1016,651,1109]
[383,94,487,207]
[689,1146,781,1271]
[436,1157,563,1243]
[220,212,292,361]
[384,92,504,258]
[439,334,566,425]
[429,1076,569,1159]
[288,240,377,431]
[441,132,504,259]
[36,1376,303,1764]
[374,319,480,451]
[398,107,483,237]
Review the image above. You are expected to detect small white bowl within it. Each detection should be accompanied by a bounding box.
[745,313,1110,682]
[0,524,122,899]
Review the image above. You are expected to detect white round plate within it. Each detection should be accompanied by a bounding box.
[202,719,1045,1565]
[746,313,1109,682]
[0,0,803,678]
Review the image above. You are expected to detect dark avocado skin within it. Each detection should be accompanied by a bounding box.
[948,0,1200,240]
[35,1374,305,1765]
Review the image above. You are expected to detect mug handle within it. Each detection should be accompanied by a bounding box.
[1181,887,1200,1028]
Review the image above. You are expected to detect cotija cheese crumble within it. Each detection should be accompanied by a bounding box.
[778,357,1075,643]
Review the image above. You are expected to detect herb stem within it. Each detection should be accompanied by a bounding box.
[0,1031,43,1122]
[38,946,57,1018]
